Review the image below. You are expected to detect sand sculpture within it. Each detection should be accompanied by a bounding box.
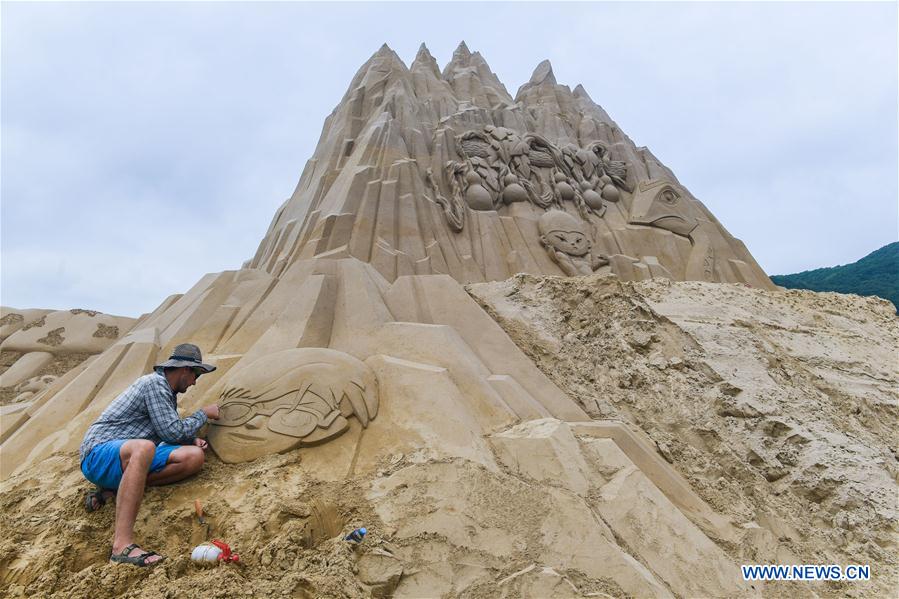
[537,209,609,276]
[246,44,773,289]
[209,348,378,463]
[0,307,135,443]
[0,43,807,596]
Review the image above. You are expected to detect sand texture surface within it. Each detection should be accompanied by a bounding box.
[0,276,895,598]
[469,274,898,597]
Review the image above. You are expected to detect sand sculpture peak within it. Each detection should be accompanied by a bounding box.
[248,41,772,290]
[528,59,556,86]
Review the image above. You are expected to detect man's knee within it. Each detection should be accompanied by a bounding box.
[121,439,156,472]
[124,439,156,461]
[182,446,205,472]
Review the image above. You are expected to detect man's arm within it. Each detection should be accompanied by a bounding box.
[145,378,208,444]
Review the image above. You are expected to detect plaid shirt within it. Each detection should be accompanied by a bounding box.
[79,370,208,461]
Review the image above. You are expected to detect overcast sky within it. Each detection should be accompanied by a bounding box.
[2,1,897,317]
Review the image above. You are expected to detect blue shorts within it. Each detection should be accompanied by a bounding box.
[80,440,181,490]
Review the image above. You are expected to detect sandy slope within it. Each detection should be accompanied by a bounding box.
[0,451,388,598]
[468,275,898,597]
[1,277,895,598]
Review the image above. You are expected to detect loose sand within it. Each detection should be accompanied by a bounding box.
[468,274,898,597]
[0,276,895,597]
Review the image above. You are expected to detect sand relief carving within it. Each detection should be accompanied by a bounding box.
[538,210,609,276]
[12,374,57,403]
[628,180,699,238]
[426,167,465,232]
[21,315,47,331]
[36,327,65,347]
[627,180,720,280]
[208,348,379,463]
[0,313,24,326]
[92,323,120,339]
[441,126,630,229]
[565,142,628,202]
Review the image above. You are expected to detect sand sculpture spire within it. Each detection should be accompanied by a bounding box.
[528,59,557,86]
[443,40,472,72]
[411,43,438,74]
[247,42,772,290]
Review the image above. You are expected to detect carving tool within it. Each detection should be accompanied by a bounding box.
[195,499,206,525]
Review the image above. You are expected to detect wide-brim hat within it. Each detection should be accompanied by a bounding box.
[154,343,216,374]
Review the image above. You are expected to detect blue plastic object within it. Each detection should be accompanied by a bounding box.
[344,527,367,543]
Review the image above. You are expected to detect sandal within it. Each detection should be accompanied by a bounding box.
[109,543,165,567]
[84,488,113,513]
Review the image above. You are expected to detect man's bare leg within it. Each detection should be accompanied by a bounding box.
[146,445,204,486]
[111,439,162,564]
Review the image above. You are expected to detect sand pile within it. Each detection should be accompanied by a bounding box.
[1,450,396,598]
[468,274,898,597]
[1,276,895,597]
[0,428,738,598]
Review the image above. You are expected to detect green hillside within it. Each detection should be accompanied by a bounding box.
[770,242,899,312]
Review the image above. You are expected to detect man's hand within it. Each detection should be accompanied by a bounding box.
[202,404,220,420]
[194,438,209,450]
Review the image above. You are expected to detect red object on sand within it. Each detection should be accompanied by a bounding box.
[211,539,240,563]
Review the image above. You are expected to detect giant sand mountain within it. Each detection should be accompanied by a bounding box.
[1,43,895,598]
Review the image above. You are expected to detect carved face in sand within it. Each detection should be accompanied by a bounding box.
[208,348,378,463]
[628,180,699,237]
[538,210,592,257]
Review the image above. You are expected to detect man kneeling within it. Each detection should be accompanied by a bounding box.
[79,343,220,566]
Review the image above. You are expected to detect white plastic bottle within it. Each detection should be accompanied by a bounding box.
[191,543,223,562]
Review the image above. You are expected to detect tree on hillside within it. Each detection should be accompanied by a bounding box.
[770,242,898,312]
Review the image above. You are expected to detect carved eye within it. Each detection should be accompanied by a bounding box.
[660,189,679,205]
[220,403,251,423]
[268,409,318,438]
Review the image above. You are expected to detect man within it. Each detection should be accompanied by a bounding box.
[79,343,221,566]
